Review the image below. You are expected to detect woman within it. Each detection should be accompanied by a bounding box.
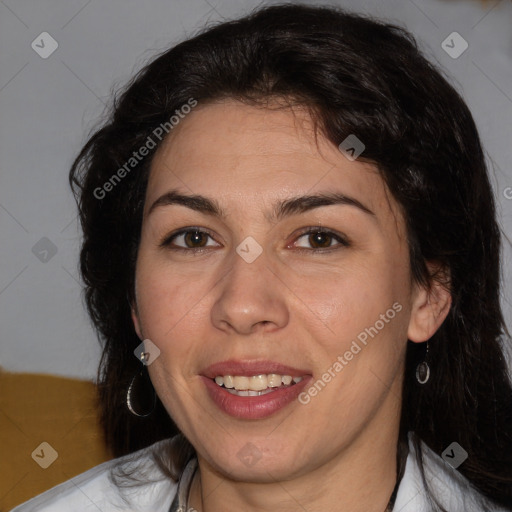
[12,3,512,511]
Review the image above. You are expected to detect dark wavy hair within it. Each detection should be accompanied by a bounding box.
[69,3,512,510]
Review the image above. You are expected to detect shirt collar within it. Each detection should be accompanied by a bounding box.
[168,457,198,512]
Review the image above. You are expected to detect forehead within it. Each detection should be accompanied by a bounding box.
[145,100,403,233]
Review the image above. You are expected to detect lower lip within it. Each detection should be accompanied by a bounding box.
[201,376,311,419]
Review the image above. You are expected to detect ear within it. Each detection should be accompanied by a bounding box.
[130,300,143,340]
[407,263,452,343]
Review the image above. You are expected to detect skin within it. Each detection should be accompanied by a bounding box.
[131,99,451,512]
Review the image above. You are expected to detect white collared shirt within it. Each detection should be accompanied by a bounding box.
[10,432,509,511]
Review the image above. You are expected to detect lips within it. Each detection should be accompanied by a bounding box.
[201,359,310,379]
[201,359,312,419]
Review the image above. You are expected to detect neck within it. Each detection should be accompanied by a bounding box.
[188,385,402,512]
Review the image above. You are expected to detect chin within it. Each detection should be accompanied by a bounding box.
[203,441,310,482]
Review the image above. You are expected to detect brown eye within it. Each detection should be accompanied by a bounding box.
[308,232,333,248]
[294,229,349,251]
[184,231,208,248]
[160,228,219,251]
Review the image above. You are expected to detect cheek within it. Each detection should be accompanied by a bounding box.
[292,258,400,337]
[135,255,212,339]
[294,256,409,397]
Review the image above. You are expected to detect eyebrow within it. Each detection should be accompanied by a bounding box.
[147,189,375,222]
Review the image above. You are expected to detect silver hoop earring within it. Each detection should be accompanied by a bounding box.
[126,354,157,417]
[415,341,430,384]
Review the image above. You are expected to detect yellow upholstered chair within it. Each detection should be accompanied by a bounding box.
[0,371,113,511]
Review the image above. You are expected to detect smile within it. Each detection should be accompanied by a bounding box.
[214,374,304,395]
[201,360,312,419]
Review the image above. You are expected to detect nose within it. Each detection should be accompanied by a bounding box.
[210,249,289,335]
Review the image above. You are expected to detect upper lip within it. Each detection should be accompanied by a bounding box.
[202,360,311,379]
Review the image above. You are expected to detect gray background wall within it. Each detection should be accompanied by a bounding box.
[1,0,511,380]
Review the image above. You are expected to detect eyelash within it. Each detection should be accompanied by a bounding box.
[159,226,350,253]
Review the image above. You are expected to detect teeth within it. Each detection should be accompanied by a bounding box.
[213,373,303,392]
[233,376,250,390]
[249,374,267,391]
[281,375,292,385]
[268,374,282,387]
[226,388,276,396]
[232,389,249,397]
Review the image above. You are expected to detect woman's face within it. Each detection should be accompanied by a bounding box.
[131,99,425,481]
